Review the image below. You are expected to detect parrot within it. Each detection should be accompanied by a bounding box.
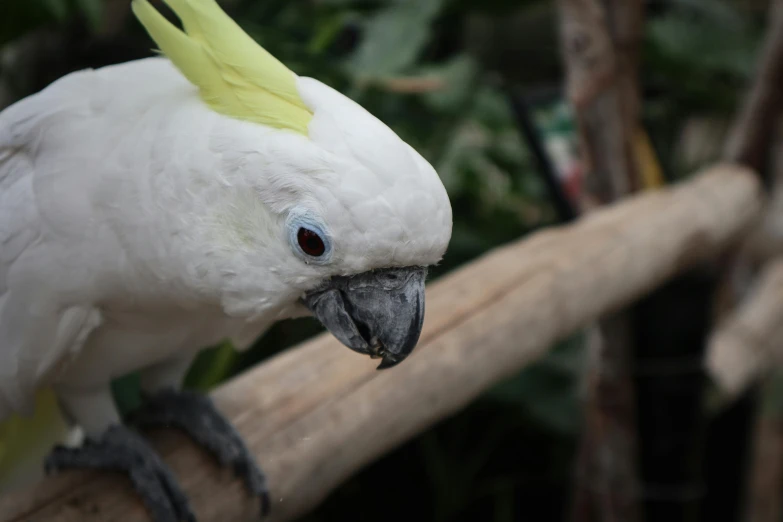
[0,0,453,520]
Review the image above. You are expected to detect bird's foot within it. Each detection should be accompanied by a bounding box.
[131,388,270,517]
[44,424,195,522]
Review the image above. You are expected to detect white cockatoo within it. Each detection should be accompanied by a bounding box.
[0,0,452,520]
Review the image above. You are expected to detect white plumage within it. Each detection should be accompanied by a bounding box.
[0,56,451,438]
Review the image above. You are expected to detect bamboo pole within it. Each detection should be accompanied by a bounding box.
[0,164,761,522]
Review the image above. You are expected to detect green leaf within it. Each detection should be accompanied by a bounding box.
[185,340,240,392]
[72,0,103,30]
[663,0,748,29]
[646,7,760,79]
[308,13,351,54]
[42,0,69,21]
[346,0,445,80]
[418,54,478,111]
[111,373,141,416]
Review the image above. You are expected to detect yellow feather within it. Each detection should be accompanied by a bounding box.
[131,0,313,136]
[0,388,72,492]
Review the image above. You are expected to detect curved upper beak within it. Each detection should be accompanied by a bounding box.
[302,267,427,369]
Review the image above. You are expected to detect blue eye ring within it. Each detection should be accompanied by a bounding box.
[286,208,333,264]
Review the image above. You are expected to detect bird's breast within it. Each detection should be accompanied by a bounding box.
[53,307,244,390]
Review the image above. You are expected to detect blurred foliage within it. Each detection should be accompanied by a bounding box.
[0,0,772,520]
[0,0,103,46]
[643,0,765,176]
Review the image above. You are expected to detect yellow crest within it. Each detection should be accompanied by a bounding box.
[131,0,313,136]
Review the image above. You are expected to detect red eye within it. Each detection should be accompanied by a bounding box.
[297,228,326,257]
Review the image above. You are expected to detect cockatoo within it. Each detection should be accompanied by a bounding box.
[0,0,452,520]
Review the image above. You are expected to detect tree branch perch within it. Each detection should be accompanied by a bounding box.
[0,164,761,522]
[707,258,783,398]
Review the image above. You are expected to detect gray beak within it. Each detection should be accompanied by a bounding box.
[302,267,427,369]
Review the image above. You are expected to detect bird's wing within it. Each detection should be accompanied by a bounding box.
[0,80,104,419]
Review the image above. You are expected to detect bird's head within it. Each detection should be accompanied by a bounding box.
[133,0,452,368]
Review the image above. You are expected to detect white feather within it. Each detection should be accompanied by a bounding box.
[0,56,451,434]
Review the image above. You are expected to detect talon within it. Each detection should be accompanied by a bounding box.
[260,491,271,518]
[44,425,194,522]
[133,388,270,515]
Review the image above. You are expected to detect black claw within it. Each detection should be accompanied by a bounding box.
[44,425,195,522]
[133,388,271,516]
[260,491,271,518]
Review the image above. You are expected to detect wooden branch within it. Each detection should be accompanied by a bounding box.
[708,0,783,389]
[557,0,640,207]
[743,128,783,266]
[707,258,783,397]
[742,370,783,522]
[571,311,640,522]
[724,0,783,173]
[0,164,761,522]
[557,1,645,520]
[601,0,644,142]
[709,5,783,511]
[715,0,783,322]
